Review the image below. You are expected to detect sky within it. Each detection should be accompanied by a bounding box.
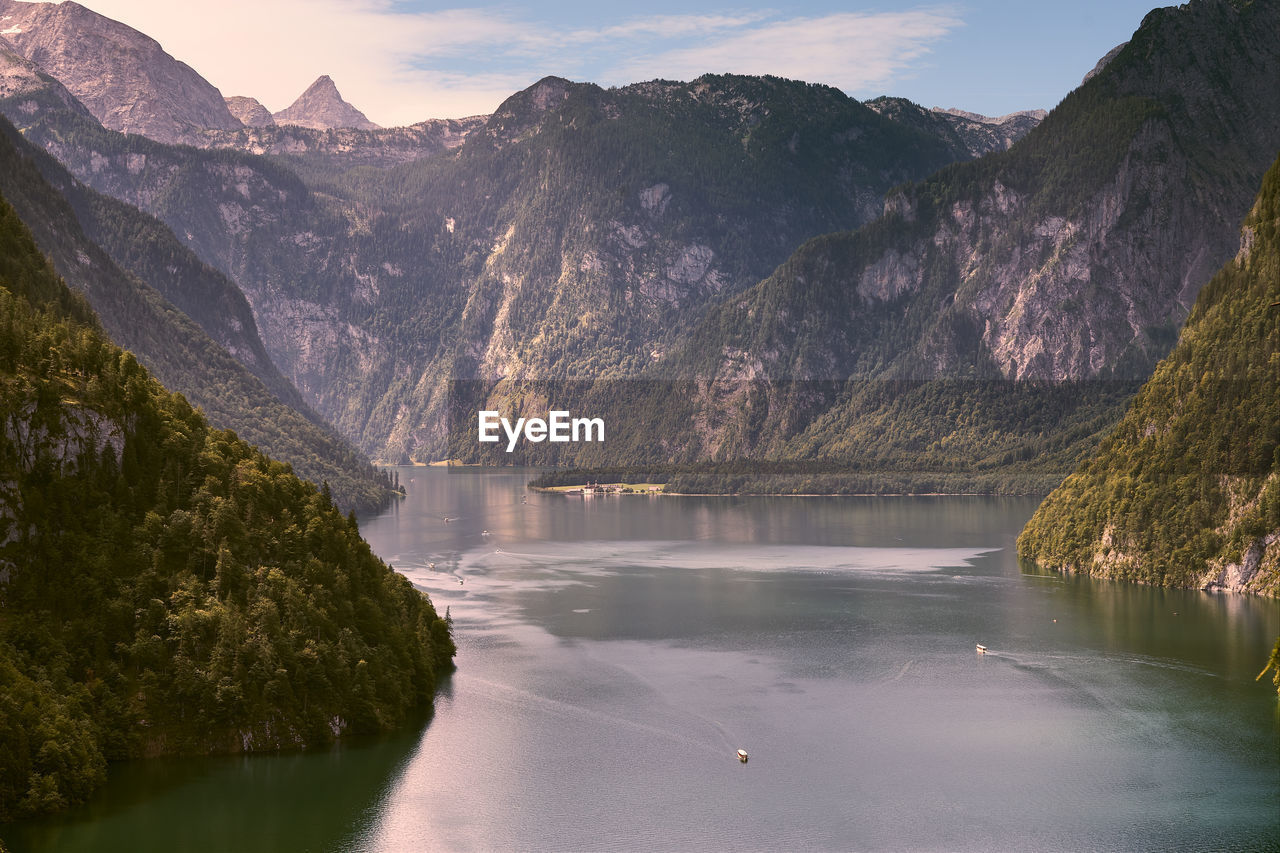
[64,0,1162,127]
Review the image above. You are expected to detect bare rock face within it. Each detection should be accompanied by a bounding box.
[1083,42,1129,85]
[0,36,89,118]
[273,75,379,130]
[0,0,242,143]
[224,95,275,128]
[930,106,1048,154]
[863,96,1043,159]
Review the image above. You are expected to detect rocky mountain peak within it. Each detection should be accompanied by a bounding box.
[1082,42,1129,84]
[224,94,275,128]
[0,0,243,143]
[272,75,378,130]
[0,36,91,117]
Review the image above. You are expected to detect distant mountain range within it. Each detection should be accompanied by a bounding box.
[0,0,384,142]
[0,45,1037,461]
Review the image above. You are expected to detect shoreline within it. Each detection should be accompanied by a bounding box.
[529,484,1049,498]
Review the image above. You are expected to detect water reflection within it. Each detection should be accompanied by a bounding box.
[2,716,430,853]
[4,468,1276,853]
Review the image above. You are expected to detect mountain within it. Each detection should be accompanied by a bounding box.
[1017,155,1279,596]
[224,94,274,128]
[0,100,396,511]
[866,98,1047,157]
[273,75,379,130]
[0,36,91,118]
[199,114,486,171]
[0,184,454,820]
[0,0,242,144]
[1,68,1027,463]
[555,0,1280,480]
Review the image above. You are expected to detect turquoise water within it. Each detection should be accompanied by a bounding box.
[5,467,1278,851]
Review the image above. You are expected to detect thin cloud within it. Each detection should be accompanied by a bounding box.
[614,10,963,90]
[68,1,963,125]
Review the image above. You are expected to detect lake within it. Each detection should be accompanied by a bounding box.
[4,467,1278,852]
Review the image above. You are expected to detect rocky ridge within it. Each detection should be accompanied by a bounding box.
[864,97,1045,158]
[3,70,1005,463]
[224,94,274,128]
[273,75,379,130]
[677,0,1278,403]
[0,0,242,144]
[198,115,486,168]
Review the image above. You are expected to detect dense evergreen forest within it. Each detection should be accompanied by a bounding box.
[1018,155,1280,597]
[0,191,454,821]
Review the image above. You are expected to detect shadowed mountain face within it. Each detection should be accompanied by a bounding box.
[273,75,379,130]
[0,0,242,143]
[0,187,454,818]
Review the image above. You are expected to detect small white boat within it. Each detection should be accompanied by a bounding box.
[736,749,748,763]
[481,529,491,537]
[976,644,988,654]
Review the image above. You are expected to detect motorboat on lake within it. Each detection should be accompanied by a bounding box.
[737,749,748,763]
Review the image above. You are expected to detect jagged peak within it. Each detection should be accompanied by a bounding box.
[224,94,274,128]
[300,74,339,97]
[273,74,378,131]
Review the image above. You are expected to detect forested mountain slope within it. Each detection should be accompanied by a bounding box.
[1018,155,1280,596]
[0,107,395,512]
[564,0,1280,479]
[0,188,454,821]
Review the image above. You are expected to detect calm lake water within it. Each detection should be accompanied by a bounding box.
[5,467,1279,852]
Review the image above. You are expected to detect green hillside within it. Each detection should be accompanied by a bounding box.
[1017,155,1280,596]
[0,190,454,820]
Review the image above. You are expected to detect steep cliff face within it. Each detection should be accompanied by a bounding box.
[648,0,1280,465]
[0,38,89,117]
[3,69,994,462]
[1018,155,1280,595]
[0,111,394,512]
[273,75,378,130]
[224,95,274,128]
[0,0,242,144]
